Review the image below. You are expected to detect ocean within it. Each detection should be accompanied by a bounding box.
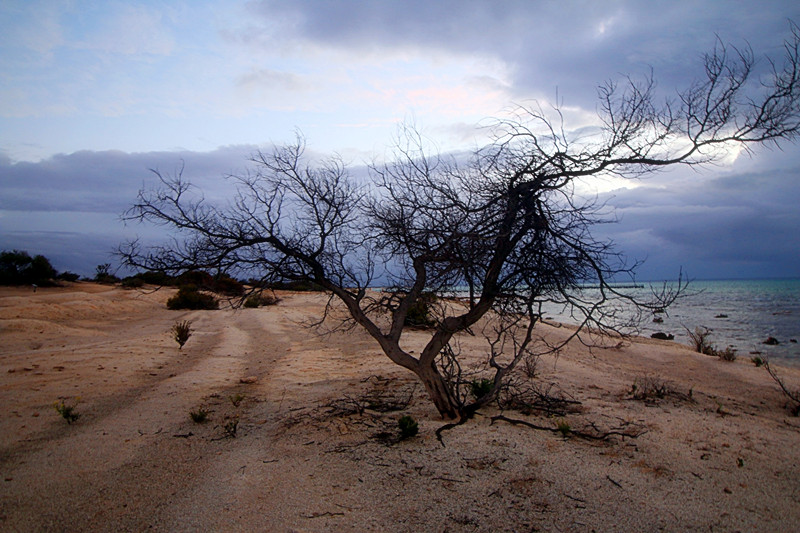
[541,279,800,366]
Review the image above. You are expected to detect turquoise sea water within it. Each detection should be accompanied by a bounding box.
[542,279,800,366]
[638,279,800,365]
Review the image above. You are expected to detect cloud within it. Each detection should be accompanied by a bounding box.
[593,149,800,279]
[3,139,799,280]
[242,0,800,107]
[0,147,256,214]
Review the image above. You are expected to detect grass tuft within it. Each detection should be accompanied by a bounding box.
[171,320,192,349]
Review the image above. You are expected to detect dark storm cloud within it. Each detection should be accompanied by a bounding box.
[0,146,258,275]
[247,0,800,105]
[0,146,256,213]
[595,150,800,279]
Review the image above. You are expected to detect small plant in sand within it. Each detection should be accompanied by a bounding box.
[223,416,239,438]
[629,375,671,401]
[716,346,737,362]
[229,393,245,407]
[171,320,192,350]
[53,398,80,424]
[686,326,715,355]
[398,415,419,440]
[469,378,495,400]
[751,355,765,367]
[685,326,737,360]
[190,407,209,423]
[555,418,571,437]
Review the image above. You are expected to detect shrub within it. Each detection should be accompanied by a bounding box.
[404,293,437,328]
[686,326,715,355]
[56,271,80,282]
[171,320,192,349]
[555,418,571,436]
[178,270,213,287]
[167,285,218,310]
[751,355,765,367]
[0,250,57,286]
[717,346,737,362]
[53,398,80,424]
[470,378,495,400]
[243,292,280,308]
[629,375,671,401]
[223,416,239,438]
[190,407,209,423]
[229,393,245,407]
[136,270,176,286]
[398,415,419,439]
[175,270,243,296]
[211,275,245,296]
[121,276,145,289]
[94,263,119,284]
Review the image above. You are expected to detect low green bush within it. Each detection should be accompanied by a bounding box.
[167,285,219,310]
[470,378,495,400]
[398,415,418,439]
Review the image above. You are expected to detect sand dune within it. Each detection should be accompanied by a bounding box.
[1,283,799,531]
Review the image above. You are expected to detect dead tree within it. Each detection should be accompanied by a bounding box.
[121,25,800,420]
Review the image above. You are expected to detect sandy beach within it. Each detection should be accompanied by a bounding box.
[1,282,799,532]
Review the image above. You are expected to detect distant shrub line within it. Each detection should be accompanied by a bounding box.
[0,250,58,286]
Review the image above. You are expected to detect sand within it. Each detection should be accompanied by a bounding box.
[1,282,799,532]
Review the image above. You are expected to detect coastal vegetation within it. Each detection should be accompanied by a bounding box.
[171,320,193,350]
[0,250,57,286]
[121,26,800,420]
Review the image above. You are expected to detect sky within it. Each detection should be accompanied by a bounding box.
[1,0,800,280]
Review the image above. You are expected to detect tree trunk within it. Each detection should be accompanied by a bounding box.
[415,362,461,420]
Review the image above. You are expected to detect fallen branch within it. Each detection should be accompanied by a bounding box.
[490,414,647,441]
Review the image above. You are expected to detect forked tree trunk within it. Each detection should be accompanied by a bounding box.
[415,362,461,420]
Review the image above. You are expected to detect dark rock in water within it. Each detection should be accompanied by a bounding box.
[715,314,728,318]
[763,336,780,345]
[791,339,798,343]
[651,332,674,340]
